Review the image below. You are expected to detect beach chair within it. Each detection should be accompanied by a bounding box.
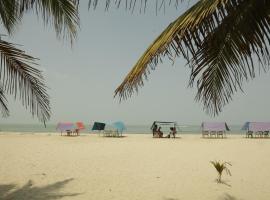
[103,130,112,137]
[210,131,217,138]
[217,131,225,138]
[112,130,120,137]
[255,131,263,138]
[202,131,209,138]
[246,131,253,138]
[263,131,269,138]
[66,130,72,136]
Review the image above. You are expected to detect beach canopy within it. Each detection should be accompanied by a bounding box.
[92,122,106,131]
[151,121,178,129]
[76,122,85,130]
[56,122,75,132]
[202,122,230,131]
[112,121,126,132]
[242,122,270,132]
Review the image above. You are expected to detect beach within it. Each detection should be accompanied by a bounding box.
[0,133,270,200]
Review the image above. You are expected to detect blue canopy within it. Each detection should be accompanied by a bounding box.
[242,122,250,130]
[112,121,126,133]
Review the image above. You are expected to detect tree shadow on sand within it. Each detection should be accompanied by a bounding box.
[0,178,81,200]
[216,180,232,187]
[219,193,242,200]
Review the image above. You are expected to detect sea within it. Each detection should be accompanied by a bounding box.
[0,124,245,134]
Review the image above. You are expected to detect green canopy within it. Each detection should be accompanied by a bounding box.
[92,122,106,131]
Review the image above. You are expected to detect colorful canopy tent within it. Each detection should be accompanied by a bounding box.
[92,122,106,131]
[201,122,230,138]
[72,122,85,135]
[112,121,126,132]
[242,122,270,138]
[151,121,179,130]
[56,122,75,136]
[151,121,179,138]
[242,122,270,132]
[112,121,126,136]
[56,122,75,132]
[75,122,85,130]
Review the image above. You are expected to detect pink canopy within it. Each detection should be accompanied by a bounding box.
[202,122,230,131]
[245,122,270,132]
[56,122,75,132]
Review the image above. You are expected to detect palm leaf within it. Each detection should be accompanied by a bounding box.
[0,0,21,34]
[190,0,270,114]
[0,85,9,117]
[114,0,270,115]
[17,0,79,43]
[0,39,50,124]
[88,0,182,12]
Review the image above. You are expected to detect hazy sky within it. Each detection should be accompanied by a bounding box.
[1,1,270,125]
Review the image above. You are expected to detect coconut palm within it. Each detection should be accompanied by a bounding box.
[91,0,270,116]
[0,0,79,123]
[210,161,231,183]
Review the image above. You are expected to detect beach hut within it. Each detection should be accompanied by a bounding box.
[151,121,179,138]
[242,122,270,138]
[201,122,230,138]
[56,122,75,136]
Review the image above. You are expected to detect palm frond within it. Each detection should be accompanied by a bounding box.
[88,0,182,12]
[18,0,79,43]
[114,0,270,115]
[0,39,50,124]
[190,0,270,115]
[0,85,9,117]
[0,0,21,34]
[114,0,227,99]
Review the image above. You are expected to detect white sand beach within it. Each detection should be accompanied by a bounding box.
[0,133,270,200]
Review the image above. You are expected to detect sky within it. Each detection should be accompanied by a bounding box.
[1,1,270,125]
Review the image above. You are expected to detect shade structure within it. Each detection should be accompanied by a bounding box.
[112,121,126,133]
[202,122,230,131]
[56,122,75,132]
[151,121,179,131]
[75,122,85,130]
[92,122,106,131]
[242,122,270,132]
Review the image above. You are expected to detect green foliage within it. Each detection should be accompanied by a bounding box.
[0,0,79,124]
[87,0,182,12]
[210,160,232,183]
[113,0,270,116]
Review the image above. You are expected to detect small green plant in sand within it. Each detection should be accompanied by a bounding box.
[210,161,232,183]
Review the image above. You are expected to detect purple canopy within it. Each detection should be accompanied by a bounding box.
[244,122,270,132]
[56,122,75,132]
[202,122,230,131]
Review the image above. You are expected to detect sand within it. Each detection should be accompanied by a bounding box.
[0,133,270,200]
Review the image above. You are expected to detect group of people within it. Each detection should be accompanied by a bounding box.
[152,125,177,138]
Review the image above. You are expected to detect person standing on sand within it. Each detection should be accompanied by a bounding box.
[157,127,163,138]
[152,124,158,137]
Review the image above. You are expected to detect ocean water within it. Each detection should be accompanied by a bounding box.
[0,124,245,134]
